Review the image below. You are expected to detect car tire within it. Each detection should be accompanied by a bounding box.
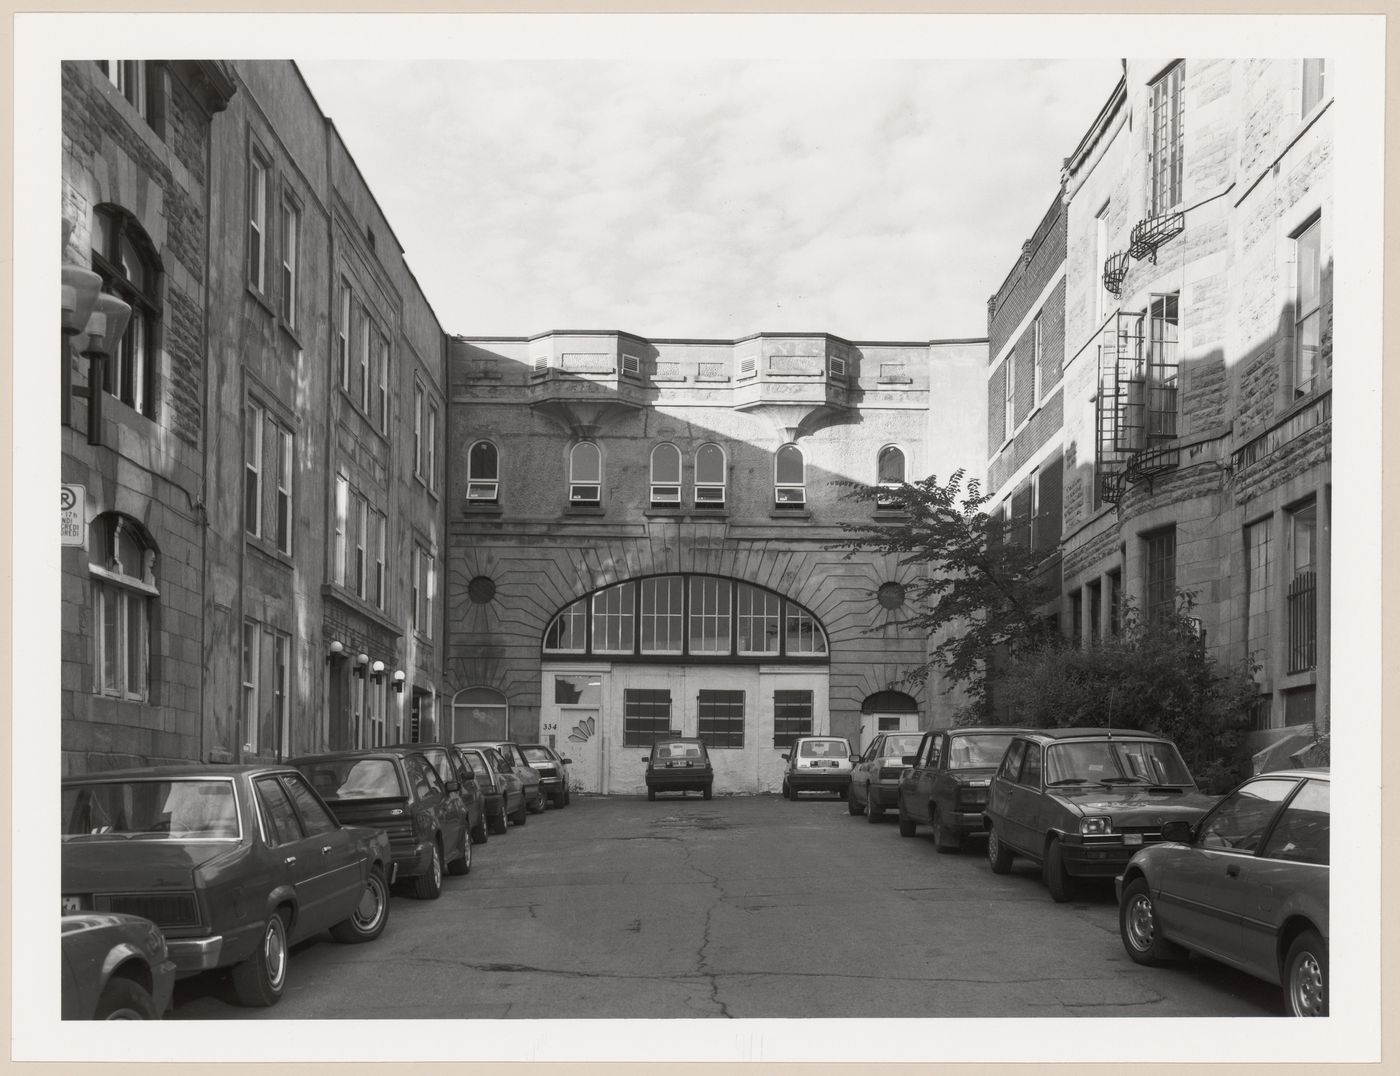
[553,788,567,809]
[232,909,289,1007]
[647,788,656,802]
[781,780,792,800]
[931,807,960,854]
[93,976,157,1019]
[471,813,489,845]
[1044,839,1076,903]
[703,784,713,800]
[847,789,863,816]
[511,798,528,825]
[1118,876,1183,966]
[1284,929,1328,1017]
[986,824,1014,874]
[838,785,848,800]
[866,797,882,823]
[528,790,546,815]
[413,842,444,899]
[447,826,471,876]
[331,865,390,944]
[489,803,508,835]
[897,803,917,838]
[564,787,571,806]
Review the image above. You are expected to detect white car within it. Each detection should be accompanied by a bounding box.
[780,736,854,800]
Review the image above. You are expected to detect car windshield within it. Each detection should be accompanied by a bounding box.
[948,734,1017,770]
[522,747,553,764]
[881,734,923,758]
[62,779,239,840]
[302,758,404,799]
[1044,740,1194,787]
[654,742,705,760]
[417,748,451,783]
[799,739,847,758]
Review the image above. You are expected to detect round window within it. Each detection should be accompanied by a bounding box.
[468,576,497,604]
[877,582,906,610]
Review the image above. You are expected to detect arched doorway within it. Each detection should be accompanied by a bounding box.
[859,690,920,751]
[449,686,509,743]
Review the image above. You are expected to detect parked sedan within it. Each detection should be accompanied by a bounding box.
[1117,769,1329,1016]
[62,764,394,1008]
[388,741,488,845]
[293,748,471,899]
[849,731,925,821]
[780,736,854,799]
[521,743,572,809]
[897,727,1031,850]
[643,737,714,800]
[460,741,546,814]
[982,728,1218,902]
[458,745,528,832]
[61,912,176,1020]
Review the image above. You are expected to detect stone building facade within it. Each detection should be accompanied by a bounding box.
[1055,58,1332,737]
[442,332,986,795]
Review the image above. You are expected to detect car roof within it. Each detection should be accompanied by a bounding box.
[937,727,1035,737]
[1013,727,1170,742]
[62,763,288,781]
[289,749,412,764]
[795,735,848,742]
[1253,767,1330,780]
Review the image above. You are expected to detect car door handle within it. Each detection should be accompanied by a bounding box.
[284,855,297,865]
[321,845,333,855]
[1226,863,1241,877]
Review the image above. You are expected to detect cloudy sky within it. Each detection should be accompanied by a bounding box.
[298,57,1123,342]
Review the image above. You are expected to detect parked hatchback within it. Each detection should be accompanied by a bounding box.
[982,728,1218,902]
[1117,768,1329,1016]
[897,727,1031,850]
[460,741,546,815]
[643,737,714,800]
[521,743,572,808]
[780,736,854,800]
[849,731,925,821]
[388,742,488,846]
[457,744,528,832]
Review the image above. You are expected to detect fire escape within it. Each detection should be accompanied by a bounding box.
[1096,294,1180,505]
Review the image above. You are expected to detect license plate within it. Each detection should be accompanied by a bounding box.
[1124,834,1143,846]
[61,896,82,913]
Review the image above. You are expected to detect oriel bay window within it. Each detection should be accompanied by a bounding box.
[541,575,826,661]
[694,443,727,506]
[90,514,156,701]
[91,205,160,416]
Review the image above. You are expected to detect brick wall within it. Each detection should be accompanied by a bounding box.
[988,193,1067,354]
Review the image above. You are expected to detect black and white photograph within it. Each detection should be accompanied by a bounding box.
[12,8,1386,1066]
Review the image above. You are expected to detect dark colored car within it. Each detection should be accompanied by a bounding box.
[61,912,176,1020]
[780,736,853,799]
[982,728,1219,902]
[1117,769,1330,1017]
[293,749,471,900]
[62,764,394,1008]
[849,731,925,821]
[457,744,528,832]
[388,741,488,846]
[643,738,714,800]
[897,727,1032,850]
[521,743,573,809]
[461,741,546,814]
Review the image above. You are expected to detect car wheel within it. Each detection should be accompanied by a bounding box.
[897,801,917,837]
[511,798,528,825]
[564,787,571,806]
[553,788,567,809]
[232,909,289,1007]
[986,824,1013,874]
[489,803,508,835]
[781,780,791,800]
[1284,929,1328,1016]
[471,813,489,845]
[1044,839,1075,903]
[413,842,444,899]
[931,807,960,854]
[331,865,390,944]
[93,976,157,1019]
[647,788,656,801]
[1118,876,1183,966]
[703,784,713,800]
[447,826,472,876]
[838,785,848,800]
[847,788,863,816]
[866,796,882,823]
[528,789,546,814]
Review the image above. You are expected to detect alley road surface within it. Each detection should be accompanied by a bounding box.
[173,793,1280,1019]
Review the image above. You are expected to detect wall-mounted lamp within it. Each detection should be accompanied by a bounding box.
[354,652,370,679]
[392,670,406,694]
[327,640,345,664]
[370,660,386,685]
[71,288,131,448]
[60,265,104,433]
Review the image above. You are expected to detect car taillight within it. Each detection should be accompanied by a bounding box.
[957,787,988,808]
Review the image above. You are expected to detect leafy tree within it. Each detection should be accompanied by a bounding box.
[835,469,1057,713]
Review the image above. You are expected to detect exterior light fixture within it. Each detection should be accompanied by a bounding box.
[76,292,132,447]
[60,265,104,431]
[327,640,345,664]
[392,670,406,694]
[370,660,386,685]
[354,652,370,678]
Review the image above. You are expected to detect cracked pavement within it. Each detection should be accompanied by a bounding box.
[172,794,1281,1019]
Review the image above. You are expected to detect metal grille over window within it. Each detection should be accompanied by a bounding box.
[773,690,814,748]
[623,689,672,746]
[1145,528,1177,625]
[1287,503,1318,673]
[698,690,745,748]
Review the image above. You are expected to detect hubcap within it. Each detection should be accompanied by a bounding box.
[988,830,999,860]
[265,919,287,989]
[1291,950,1325,1016]
[1126,894,1156,951]
[432,847,442,887]
[354,878,384,928]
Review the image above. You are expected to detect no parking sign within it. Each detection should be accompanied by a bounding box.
[60,484,86,547]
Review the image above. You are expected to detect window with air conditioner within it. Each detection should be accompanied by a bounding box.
[650,444,681,505]
[467,440,499,502]
[569,443,602,505]
[774,444,805,507]
[694,443,727,506]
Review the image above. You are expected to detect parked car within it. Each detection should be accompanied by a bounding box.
[458,744,528,833]
[292,748,471,900]
[643,737,714,800]
[521,743,573,808]
[780,736,854,799]
[61,764,394,1008]
[982,728,1219,902]
[388,741,488,845]
[61,912,176,1020]
[897,727,1031,850]
[1117,768,1329,1017]
[460,741,546,814]
[849,731,925,821]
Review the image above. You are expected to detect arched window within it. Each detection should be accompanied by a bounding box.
[451,686,509,743]
[544,598,588,653]
[91,205,161,416]
[467,440,499,502]
[695,443,727,507]
[775,444,805,507]
[569,443,602,505]
[89,513,157,700]
[650,444,681,505]
[877,446,906,508]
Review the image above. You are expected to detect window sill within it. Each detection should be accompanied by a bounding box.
[769,509,812,521]
[246,283,275,318]
[564,505,606,516]
[872,509,909,521]
[463,502,503,516]
[644,508,731,521]
[278,318,304,351]
[246,537,295,570]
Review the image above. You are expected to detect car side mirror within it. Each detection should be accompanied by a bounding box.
[1160,820,1194,843]
[561,758,573,765]
[900,755,917,766]
[849,755,860,763]
[445,780,460,793]
[780,754,789,761]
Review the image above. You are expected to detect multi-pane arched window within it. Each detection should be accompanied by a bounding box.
[467,440,499,502]
[877,445,906,508]
[569,443,601,505]
[89,513,157,700]
[542,575,827,661]
[91,205,161,416]
[695,443,726,506]
[650,443,681,505]
[775,444,806,507]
